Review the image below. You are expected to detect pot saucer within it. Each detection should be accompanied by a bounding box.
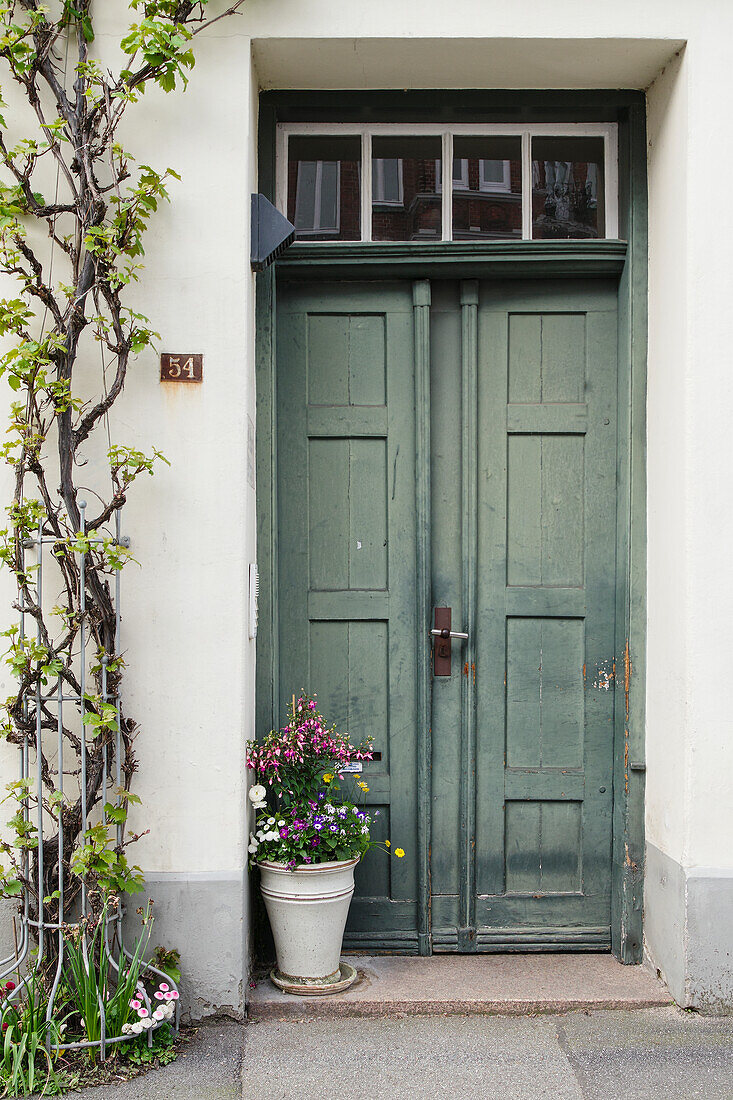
[270,962,358,996]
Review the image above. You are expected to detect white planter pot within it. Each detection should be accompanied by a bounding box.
[259,857,359,995]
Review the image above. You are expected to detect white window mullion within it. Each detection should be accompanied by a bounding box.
[362,130,371,242]
[521,130,532,240]
[604,129,619,239]
[276,127,288,216]
[442,132,451,241]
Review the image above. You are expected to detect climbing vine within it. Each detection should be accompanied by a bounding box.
[0,0,243,935]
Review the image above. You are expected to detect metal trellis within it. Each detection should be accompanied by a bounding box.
[0,505,179,1058]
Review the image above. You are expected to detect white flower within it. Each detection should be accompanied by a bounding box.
[324,804,334,813]
[249,784,267,805]
[267,817,276,825]
[131,1022,144,1035]
[153,1007,165,1021]
[277,820,285,827]
[141,1017,153,1030]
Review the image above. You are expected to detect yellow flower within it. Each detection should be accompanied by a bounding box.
[395,848,405,858]
[361,785,370,793]
[323,773,333,783]
[385,840,390,848]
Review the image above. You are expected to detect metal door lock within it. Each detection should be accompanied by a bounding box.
[432,608,468,676]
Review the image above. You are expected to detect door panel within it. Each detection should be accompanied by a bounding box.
[433,279,618,951]
[276,282,420,950]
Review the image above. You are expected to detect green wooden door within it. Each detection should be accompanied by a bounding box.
[276,281,422,950]
[431,279,617,951]
[276,275,618,953]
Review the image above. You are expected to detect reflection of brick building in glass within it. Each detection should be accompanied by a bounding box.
[372,156,441,240]
[452,158,522,240]
[286,135,606,241]
[287,136,361,240]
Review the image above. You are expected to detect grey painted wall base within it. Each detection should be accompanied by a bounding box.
[123,871,248,1023]
[645,843,733,1013]
[0,874,248,1023]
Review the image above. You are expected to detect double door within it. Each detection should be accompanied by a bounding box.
[276,275,618,952]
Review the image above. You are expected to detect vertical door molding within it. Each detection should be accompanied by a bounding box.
[458,280,479,950]
[413,278,433,956]
[612,100,648,963]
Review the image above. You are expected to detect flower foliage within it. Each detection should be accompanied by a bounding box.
[247,692,405,870]
[246,692,373,808]
[249,796,377,868]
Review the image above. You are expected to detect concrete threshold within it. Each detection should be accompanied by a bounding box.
[248,953,671,1020]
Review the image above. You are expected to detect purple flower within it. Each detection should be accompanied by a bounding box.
[310,838,319,847]
[279,826,289,838]
[329,824,338,832]
[304,856,312,863]
[314,822,323,831]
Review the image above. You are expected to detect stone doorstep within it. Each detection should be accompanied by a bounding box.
[247,953,672,1020]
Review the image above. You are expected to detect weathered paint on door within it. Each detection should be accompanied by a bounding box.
[431,279,617,951]
[276,282,421,949]
[276,275,618,952]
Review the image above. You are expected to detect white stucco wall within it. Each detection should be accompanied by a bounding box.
[2,0,733,1011]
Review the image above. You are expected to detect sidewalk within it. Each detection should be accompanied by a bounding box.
[51,1008,733,1100]
[36,958,733,1099]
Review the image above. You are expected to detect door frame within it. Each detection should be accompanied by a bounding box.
[255,90,647,963]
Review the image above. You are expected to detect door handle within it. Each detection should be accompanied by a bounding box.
[432,607,467,676]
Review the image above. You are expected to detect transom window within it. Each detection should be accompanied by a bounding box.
[278,123,618,243]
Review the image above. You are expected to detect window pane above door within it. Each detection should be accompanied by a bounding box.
[452,136,522,240]
[287,135,361,240]
[279,125,617,242]
[531,136,605,239]
[371,136,442,241]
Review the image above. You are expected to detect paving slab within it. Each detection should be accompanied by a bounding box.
[35,1022,244,1100]
[558,1008,733,1100]
[248,953,671,1019]
[242,1014,584,1100]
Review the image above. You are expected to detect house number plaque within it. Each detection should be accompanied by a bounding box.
[160,353,203,382]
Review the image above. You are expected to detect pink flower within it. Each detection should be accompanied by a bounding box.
[154,991,164,1000]
[159,983,169,992]
[130,999,141,1010]
[138,1007,149,1018]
